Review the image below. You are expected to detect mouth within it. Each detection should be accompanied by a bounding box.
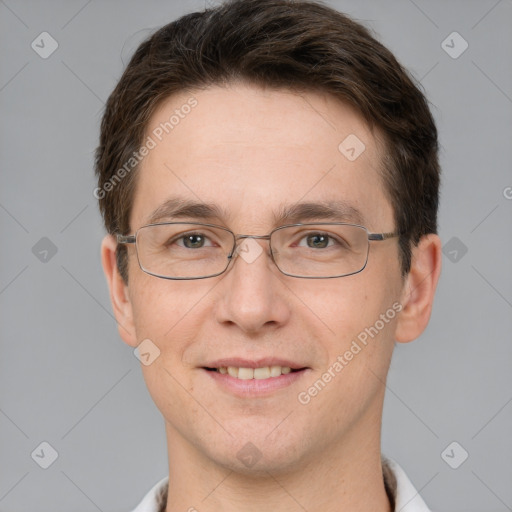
[201,359,310,396]
[203,365,304,380]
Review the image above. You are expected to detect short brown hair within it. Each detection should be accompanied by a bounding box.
[95,0,440,281]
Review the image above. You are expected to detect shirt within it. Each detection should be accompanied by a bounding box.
[131,455,433,512]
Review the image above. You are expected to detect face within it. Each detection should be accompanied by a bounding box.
[117,83,406,474]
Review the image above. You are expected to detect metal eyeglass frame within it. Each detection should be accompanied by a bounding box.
[116,221,400,280]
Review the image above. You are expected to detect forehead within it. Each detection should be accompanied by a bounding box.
[131,83,393,231]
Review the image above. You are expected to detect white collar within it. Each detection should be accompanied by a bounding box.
[384,457,433,511]
[131,456,433,512]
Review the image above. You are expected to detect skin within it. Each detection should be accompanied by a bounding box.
[102,83,441,512]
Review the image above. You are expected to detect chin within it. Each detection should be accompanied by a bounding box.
[204,424,310,476]
[216,447,304,478]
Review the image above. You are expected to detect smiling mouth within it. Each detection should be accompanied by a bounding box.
[203,366,305,380]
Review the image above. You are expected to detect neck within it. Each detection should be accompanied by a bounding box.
[163,409,392,512]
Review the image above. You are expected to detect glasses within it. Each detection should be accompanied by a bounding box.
[116,222,399,280]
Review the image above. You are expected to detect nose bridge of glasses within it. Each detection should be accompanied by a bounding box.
[229,233,273,258]
[235,234,272,240]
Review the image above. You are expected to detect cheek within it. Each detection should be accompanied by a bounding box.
[302,274,399,369]
[128,275,221,376]
[128,272,198,357]
[129,277,202,418]
[298,283,398,425]
[300,277,372,337]
[130,280,172,339]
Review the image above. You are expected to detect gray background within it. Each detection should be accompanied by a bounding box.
[1,0,511,510]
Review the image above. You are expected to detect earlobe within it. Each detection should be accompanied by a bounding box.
[101,235,138,347]
[395,234,442,344]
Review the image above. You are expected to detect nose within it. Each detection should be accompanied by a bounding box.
[214,237,291,334]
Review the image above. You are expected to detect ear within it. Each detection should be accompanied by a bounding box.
[395,234,442,344]
[101,234,138,347]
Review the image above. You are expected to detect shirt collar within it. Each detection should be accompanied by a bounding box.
[382,456,433,511]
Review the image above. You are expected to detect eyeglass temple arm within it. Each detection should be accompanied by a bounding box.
[117,235,136,244]
[368,232,400,241]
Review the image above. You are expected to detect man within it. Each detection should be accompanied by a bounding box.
[95,0,442,510]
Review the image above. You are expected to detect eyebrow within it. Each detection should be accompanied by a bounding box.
[146,196,366,227]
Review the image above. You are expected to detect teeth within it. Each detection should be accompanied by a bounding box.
[270,365,282,377]
[237,367,253,380]
[253,367,270,379]
[219,366,294,379]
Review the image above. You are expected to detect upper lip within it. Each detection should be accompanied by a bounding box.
[203,358,309,370]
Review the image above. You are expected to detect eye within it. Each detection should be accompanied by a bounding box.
[296,232,340,249]
[172,232,216,249]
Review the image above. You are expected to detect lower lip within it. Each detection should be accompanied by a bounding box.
[203,368,309,397]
